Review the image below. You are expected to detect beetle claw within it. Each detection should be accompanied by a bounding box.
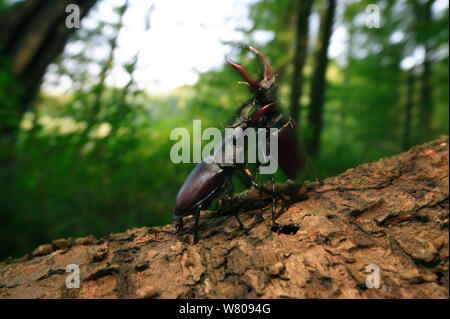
[175,218,184,233]
[258,209,266,221]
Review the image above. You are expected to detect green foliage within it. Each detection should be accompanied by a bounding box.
[0,0,448,260]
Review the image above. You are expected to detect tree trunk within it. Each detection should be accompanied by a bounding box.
[420,45,433,134]
[289,0,313,126]
[0,0,98,143]
[0,136,448,299]
[0,0,98,196]
[307,0,336,157]
[412,0,435,137]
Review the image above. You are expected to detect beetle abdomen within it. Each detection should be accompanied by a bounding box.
[278,127,305,179]
[173,157,229,219]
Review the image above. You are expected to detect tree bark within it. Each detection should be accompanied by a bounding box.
[0,136,448,299]
[289,0,313,126]
[307,0,336,157]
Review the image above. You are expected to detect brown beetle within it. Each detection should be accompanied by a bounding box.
[173,46,305,243]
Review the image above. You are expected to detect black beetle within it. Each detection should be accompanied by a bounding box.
[173,46,305,243]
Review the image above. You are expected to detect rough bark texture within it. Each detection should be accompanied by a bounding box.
[0,136,448,299]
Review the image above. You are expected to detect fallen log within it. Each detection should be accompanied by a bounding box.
[0,136,448,298]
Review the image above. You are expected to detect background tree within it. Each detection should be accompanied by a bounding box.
[307,0,336,157]
[412,0,436,135]
[289,0,313,125]
[0,0,98,145]
[402,68,415,151]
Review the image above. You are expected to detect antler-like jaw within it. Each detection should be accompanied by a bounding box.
[226,45,277,100]
[243,45,272,84]
[225,56,259,89]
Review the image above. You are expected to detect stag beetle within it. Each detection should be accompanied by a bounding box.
[173,46,305,243]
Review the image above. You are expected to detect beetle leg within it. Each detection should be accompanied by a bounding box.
[240,168,289,223]
[258,209,266,221]
[240,168,275,199]
[224,183,245,231]
[305,149,320,183]
[271,176,276,222]
[193,210,200,244]
[249,102,277,123]
[234,212,245,230]
[175,217,184,233]
[241,169,273,196]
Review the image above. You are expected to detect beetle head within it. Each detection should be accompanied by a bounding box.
[226,45,278,105]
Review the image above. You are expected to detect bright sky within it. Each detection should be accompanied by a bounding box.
[106,0,256,92]
[42,0,448,95]
[44,0,260,94]
[43,0,346,94]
